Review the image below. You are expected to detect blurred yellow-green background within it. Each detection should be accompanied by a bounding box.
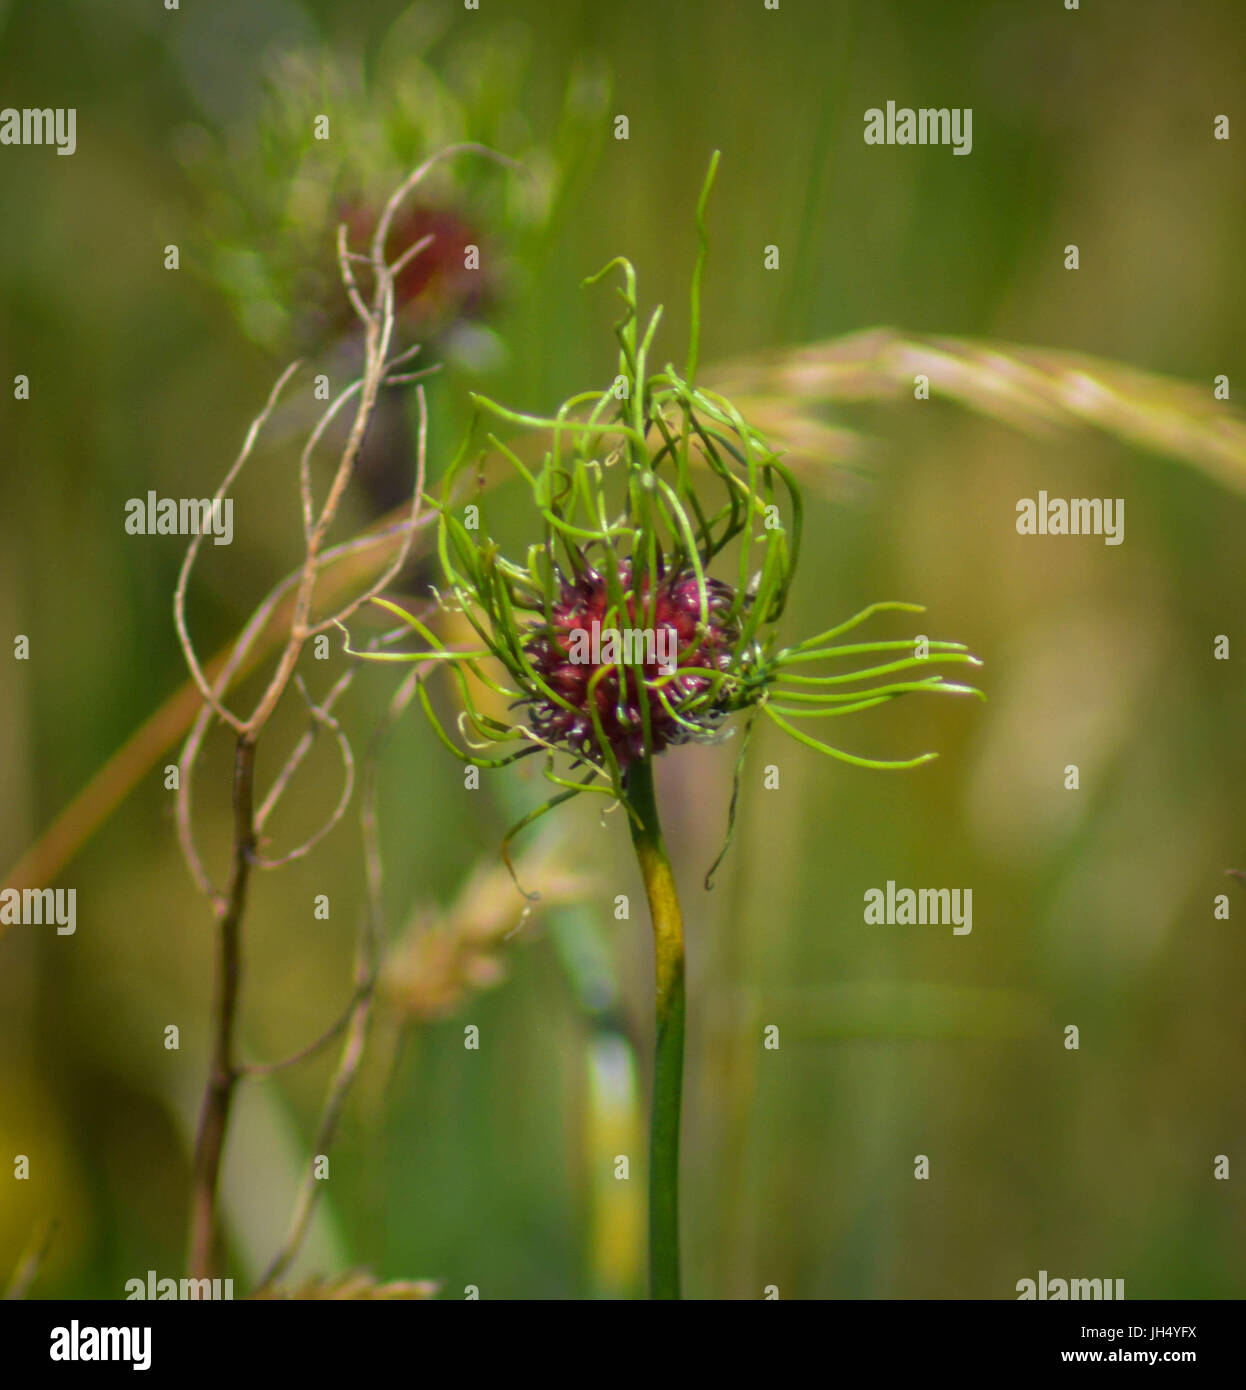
[1,0,1244,1299]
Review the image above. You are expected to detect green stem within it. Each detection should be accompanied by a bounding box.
[625,756,685,1300]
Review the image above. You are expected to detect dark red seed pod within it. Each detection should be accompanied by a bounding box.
[521,559,744,768]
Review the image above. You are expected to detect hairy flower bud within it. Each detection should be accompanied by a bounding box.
[521,559,745,767]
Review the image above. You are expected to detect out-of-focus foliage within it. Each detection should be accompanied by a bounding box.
[253,1269,438,1299]
[176,5,609,359]
[714,330,1246,499]
[382,847,598,1023]
[2,0,1244,1302]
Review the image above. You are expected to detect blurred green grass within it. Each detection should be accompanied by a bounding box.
[1,0,1244,1299]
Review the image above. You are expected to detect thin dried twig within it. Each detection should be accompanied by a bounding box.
[237,985,366,1081]
[254,660,426,1291]
[252,675,355,869]
[179,147,514,1281]
[171,516,437,906]
[173,361,303,733]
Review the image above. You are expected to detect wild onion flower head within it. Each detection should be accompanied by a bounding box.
[356,156,982,870]
[518,557,746,767]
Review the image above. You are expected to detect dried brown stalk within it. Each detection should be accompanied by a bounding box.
[177,144,511,1281]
